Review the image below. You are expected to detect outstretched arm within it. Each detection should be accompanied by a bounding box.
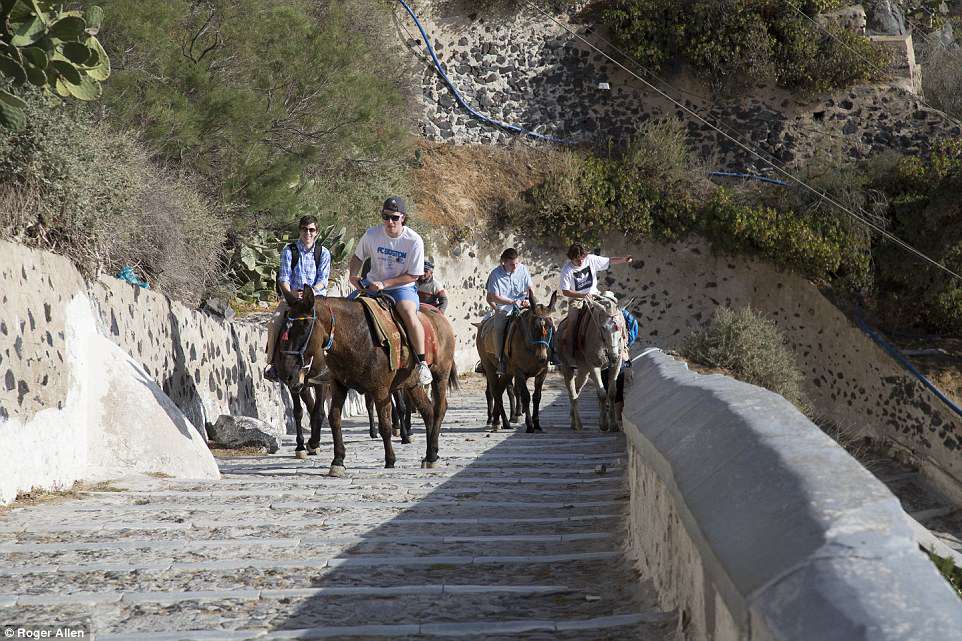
[609,256,633,265]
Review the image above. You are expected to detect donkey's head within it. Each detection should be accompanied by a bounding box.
[277,288,330,393]
[525,290,558,366]
[588,294,625,367]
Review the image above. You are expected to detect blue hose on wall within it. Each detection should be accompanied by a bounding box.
[396,0,572,145]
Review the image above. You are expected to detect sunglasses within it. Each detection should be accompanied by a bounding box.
[300,227,318,234]
[381,213,402,222]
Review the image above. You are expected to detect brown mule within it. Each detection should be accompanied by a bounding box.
[277,288,458,476]
[477,291,558,433]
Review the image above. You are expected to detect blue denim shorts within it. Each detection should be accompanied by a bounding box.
[385,284,420,309]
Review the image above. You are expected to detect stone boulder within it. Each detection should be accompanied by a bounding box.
[206,415,279,453]
[863,0,906,34]
[201,297,236,321]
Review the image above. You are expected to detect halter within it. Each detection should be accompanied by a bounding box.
[280,301,335,373]
[518,307,554,348]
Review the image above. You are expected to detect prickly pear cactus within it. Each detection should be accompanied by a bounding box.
[0,1,110,129]
[228,225,355,303]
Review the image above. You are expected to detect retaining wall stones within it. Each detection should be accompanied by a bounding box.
[623,349,962,641]
[401,3,959,167]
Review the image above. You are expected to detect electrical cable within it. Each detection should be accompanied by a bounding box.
[396,0,573,144]
[519,0,962,283]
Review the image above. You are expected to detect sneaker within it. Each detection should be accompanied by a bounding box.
[417,362,433,386]
[264,366,279,382]
[474,361,484,374]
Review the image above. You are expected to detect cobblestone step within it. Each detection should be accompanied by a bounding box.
[0,377,669,640]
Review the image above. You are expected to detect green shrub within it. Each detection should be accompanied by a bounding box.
[0,87,224,304]
[505,120,869,285]
[96,0,411,230]
[602,0,886,93]
[924,548,962,599]
[681,306,807,409]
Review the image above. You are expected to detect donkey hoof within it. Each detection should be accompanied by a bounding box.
[509,416,520,424]
[295,450,308,460]
[307,447,319,455]
[401,437,412,445]
[392,429,400,437]
[421,459,438,469]
[533,426,544,433]
[328,465,346,477]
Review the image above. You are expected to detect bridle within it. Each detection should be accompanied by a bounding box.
[280,300,335,374]
[516,306,554,349]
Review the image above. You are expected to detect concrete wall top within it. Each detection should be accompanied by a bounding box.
[624,350,962,640]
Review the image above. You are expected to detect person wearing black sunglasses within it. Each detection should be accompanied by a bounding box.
[349,197,432,386]
[264,215,332,382]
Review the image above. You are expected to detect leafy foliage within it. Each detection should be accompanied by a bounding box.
[601,0,888,93]
[96,0,411,229]
[227,225,354,303]
[505,119,869,285]
[681,305,807,409]
[0,1,111,129]
[867,140,962,333]
[0,86,223,303]
[924,547,962,599]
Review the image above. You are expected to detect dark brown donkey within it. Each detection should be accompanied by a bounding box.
[478,291,558,433]
[277,288,458,475]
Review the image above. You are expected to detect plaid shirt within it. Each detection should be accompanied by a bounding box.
[277,240,331,295]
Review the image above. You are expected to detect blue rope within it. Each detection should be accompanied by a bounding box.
[396,0,573,145]
[709,171,789,187]
[854,305,962,420]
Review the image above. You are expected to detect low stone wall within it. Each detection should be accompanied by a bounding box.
[0,241,294,504]
[624,349,962,641]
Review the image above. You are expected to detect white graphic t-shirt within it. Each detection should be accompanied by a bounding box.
[559,254,610,296]
[355,225,425,287]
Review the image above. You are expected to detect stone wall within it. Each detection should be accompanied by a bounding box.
[0,241,290,504]
[623,350,962,641]
[401,3,959,167]
[431,233,962,502]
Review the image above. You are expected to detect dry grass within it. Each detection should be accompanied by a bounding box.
[412,139,559,234]
[209,446,269,458]
[146,471,174,479]
[10,480,122,509]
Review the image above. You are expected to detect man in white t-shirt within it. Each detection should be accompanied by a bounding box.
[349,196,432,386]
[559,243,633,301]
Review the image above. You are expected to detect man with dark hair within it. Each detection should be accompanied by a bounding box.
[350,196,432,386]
[264,215,332,382]
[417,260,448,312]
[482,247,534,374]
[560,243,633,301]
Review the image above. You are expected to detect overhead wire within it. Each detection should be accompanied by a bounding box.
[517,0,962,283]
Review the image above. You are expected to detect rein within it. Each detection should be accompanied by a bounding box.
[517,308,554,348]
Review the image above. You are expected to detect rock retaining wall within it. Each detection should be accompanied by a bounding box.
[622,349,962,641]
[402,2,959,167]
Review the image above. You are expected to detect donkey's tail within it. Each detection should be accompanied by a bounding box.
[448,363,460,391]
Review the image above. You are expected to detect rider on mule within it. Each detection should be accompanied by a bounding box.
[417,260,448,312]
[559,243,633,310]
[349,196,433,386]
[485,248,534,374]
[264,214,332,382]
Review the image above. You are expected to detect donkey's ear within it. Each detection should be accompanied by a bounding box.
[303,287,316,309]
[282,288,299,307]
[528,289,537,308]
[548,290,558,311]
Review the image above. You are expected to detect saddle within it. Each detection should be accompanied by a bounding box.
[357,295,437,371]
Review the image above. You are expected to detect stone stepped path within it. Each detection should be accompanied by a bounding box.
[0,377,671,640]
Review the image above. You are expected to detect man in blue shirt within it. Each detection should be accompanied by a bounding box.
[483,247,534,374]
[264,215,332,382]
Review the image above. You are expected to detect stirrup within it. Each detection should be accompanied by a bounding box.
[306,368,332,385]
